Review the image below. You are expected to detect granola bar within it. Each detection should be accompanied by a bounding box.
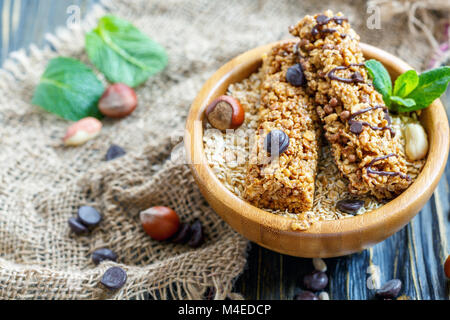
[289,11,411,199]
[243,41,321,213]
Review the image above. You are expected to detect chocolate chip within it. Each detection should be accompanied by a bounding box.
[304,271,328,291]
[286,64,306,87]
[77,206,102,228]
[92,248,118,265]
[376,279,402,299]
[294,291,319,300]
[105,144,126,161]
[350,121,363,134]
[101,267,127,290]
[188,220,204,248]
[68,217,88,234]
[336,199,364,215]
[172,223,192,244]
[264,130,290,155]
[316,15,329,24]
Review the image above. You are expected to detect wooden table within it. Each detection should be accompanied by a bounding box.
[1,0,449,300]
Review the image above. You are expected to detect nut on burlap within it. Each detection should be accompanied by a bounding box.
[0,0,430,299]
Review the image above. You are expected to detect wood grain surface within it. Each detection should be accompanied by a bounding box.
[1,0,449,300]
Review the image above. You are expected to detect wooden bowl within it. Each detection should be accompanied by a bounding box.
[185,41,449,258]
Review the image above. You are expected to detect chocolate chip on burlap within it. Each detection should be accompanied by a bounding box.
[0,0,432,300]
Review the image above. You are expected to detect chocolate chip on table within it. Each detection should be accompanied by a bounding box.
[264,130,290,155]
[172,223,192,244]
[77,206,102,228]
[68,217,88,234]
[105,144,126,161]
[92,248,118,265]
[350,121,363,134]
[336,199,364,215]
[375,279,402,299]
[101,266,127,290]
[188,220,204,248]
[303,271,328,291]
[286,64,306,87]
[294,290,319,300]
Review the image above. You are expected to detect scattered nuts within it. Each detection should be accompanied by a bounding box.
[264,130,290,155]
[140,206,180,241]
[101,266,127,290]
[286,64,306,87]
[318,291,330,300]
[336,199,364,215]
[68,217,88,234]
[404,123,428,160]
[77,206,102,228]
[304,271,328,291]
[294,291,318,300]
[105,144,126,161]
[205,95,244,130]
[375,279,402,299]
[444,255,450,278]
[63,117,102,146]
[312,258,327,272]
[92,248,118,265]
[98,83,137,118]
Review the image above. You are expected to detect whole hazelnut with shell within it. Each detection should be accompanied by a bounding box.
[205,95,244,131]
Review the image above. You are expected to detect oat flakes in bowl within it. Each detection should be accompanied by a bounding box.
[186,11,449,257]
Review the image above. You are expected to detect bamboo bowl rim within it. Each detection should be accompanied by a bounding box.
[185,41,449,239]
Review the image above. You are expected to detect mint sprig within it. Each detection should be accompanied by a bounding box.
[364,60,450,113]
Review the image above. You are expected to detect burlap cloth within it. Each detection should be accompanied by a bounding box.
[0,0,433,299]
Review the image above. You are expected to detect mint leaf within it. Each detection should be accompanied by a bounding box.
[32,57,104,121]
[390,96,416,112]
[86,15,168,88]
[365,59,392,106]
[405,66,450,110]
[393,70,419,97]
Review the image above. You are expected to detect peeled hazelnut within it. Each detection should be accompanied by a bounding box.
[140,206,180,241]
[404,123,428,160]
[63,117,102,146]
[98,83,137,118]
[205,95,244,131]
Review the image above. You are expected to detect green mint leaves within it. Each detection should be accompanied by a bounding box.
[365,59,450,113]
[364,59,392,105]
[32,57,104,121]
[32,15,168,121]
[86,15,168,88]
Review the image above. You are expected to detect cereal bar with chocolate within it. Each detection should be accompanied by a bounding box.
[243,41,321,213]
[289,11,411,199]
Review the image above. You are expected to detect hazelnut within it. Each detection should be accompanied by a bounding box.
[98,83,137,118]
[329,98,338,107]
[445,255,450,278]
[140,206,180,241]
[323,104,333,114]
[205,95,244,131]
[340,110,350,121]
[63,117,102,146]
[404,123,428,160]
